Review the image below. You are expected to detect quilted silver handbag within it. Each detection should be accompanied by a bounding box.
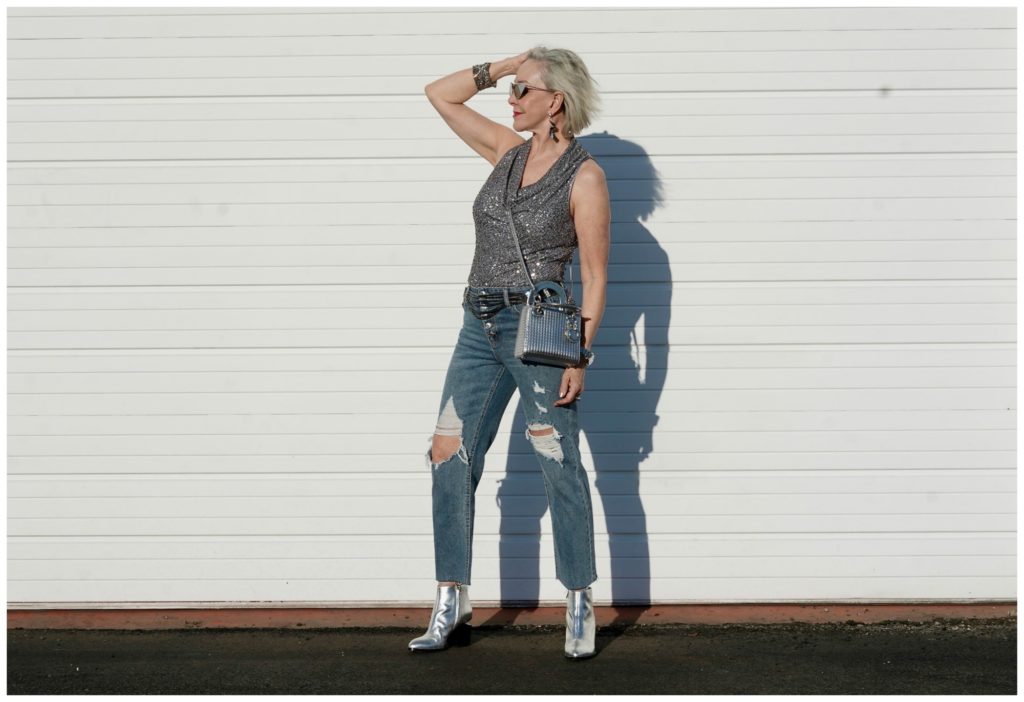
[505,205,583,367]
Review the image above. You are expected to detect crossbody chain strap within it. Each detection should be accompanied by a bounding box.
[504,204,576,305]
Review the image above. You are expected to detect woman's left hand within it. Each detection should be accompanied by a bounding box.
[555,367,586,406]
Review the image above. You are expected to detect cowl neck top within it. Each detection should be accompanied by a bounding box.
[468,135,592,287]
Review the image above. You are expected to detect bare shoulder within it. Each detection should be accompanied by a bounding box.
[570,159,608,216]
[575,159,607,188]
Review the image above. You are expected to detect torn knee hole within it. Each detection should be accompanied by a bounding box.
[526,423,564,464]
[431,434,463,464]
[429,396,467,465]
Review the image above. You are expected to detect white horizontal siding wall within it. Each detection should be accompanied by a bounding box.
[8,7,1015,607]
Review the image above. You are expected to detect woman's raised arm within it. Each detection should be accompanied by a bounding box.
[425,53,529,166]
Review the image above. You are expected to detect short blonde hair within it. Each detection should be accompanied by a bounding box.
[526,46,601,138]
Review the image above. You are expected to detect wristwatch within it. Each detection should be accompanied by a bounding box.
[577,348,595,369]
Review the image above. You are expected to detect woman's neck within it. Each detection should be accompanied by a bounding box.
[530,130,571,155]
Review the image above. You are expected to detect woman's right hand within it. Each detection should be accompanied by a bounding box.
[502,51,530,76]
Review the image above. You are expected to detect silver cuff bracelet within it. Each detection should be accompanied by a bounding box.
[472,62,496,90]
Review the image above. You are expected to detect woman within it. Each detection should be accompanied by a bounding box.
[409,47,611,659]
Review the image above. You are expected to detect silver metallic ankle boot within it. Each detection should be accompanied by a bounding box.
[408,582,472,651]
[564,586,596,659]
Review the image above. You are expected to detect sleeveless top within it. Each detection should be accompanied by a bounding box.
[468,135,592,287]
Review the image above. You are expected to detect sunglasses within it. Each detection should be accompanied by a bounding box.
[509,82,558,99]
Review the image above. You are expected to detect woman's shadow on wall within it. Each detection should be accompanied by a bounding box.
[489,132,669,631]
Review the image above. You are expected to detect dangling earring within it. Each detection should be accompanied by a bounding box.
[548,112,559,143]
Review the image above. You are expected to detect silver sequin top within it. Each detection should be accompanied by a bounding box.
[468,135,592,287]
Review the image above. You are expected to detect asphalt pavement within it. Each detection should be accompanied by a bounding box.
[7,618,1016,695]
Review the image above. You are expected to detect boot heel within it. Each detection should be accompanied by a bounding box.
[449,622,472,646]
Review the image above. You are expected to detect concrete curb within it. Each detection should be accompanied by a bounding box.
[8,602,1016,630]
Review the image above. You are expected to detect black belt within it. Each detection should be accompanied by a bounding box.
[463,288,529,320]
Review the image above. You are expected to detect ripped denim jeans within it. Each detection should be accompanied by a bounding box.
[426,286,599,590]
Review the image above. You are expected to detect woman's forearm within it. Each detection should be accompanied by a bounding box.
[425,58,519,104]
[580,278,607,351]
